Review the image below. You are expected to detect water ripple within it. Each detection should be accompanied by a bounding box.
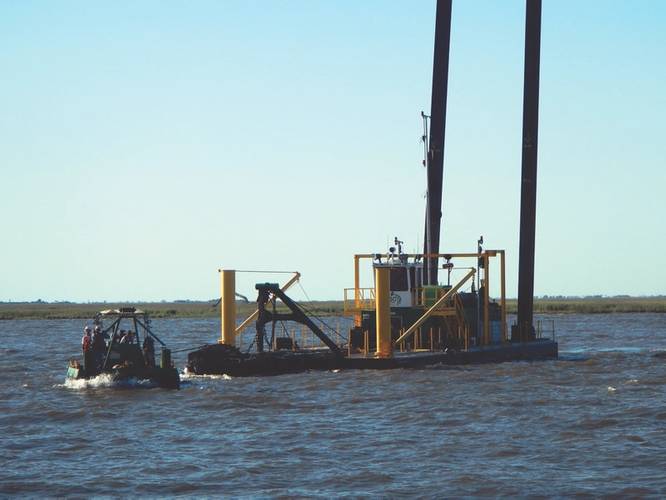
[1,314,666,496]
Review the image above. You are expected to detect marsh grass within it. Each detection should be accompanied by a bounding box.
[0,300,344,320]
[1,296,665,320]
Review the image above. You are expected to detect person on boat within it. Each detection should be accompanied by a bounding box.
[93,325,108,339]
[82,326,93,373]
[92,326,105,346]
[120,330,134,344]
[91,326,107,372]
[143,335,155,367]
[111,329,122,344]
[81,326,92,349]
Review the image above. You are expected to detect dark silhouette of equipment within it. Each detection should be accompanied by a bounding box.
[515,0,542,342]
[255,283,342,356]
[423,0,453,286]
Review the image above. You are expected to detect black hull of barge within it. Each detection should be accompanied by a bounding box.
[186,340,558,377]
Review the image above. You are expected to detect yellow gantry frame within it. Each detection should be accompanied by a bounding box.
[352,250,507,347]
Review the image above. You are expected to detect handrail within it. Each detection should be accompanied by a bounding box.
[393,268,476,346]
[454,295,469,349]
[343,287,375,313]
[453,293,468,346]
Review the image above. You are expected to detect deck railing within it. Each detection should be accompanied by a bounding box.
[536,319,556,341]
[343,287,375,314]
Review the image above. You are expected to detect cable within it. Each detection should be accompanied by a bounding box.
[169,344,212,354]
[295,281,348,342]
[297,301,348,342]
[234,270,298,274]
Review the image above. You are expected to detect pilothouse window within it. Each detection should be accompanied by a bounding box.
[390,267,409,292]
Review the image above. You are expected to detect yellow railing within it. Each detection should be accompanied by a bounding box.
[454,293,471,348]
[412,286,460,308]
[343,287,376,314]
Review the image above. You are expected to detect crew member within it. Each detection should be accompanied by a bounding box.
[91,326,107,373]
[143,335,155,367]
[120,330,134,344]
[82,326,93,373]
[81,326,91,349]
[93,325,107,339]
[111,329,122,344]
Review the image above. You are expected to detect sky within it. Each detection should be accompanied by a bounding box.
[1,0,665,302]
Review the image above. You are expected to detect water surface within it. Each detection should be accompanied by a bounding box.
[1,314,665,496]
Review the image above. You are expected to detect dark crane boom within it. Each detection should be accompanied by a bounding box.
[423,0,453,286]
[515,0,542,341]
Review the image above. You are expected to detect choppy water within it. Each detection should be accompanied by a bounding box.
[1,314,666,496]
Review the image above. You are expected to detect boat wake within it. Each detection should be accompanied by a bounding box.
[180,368,232,381]
[62,373,116,389]
[61,373,157,390]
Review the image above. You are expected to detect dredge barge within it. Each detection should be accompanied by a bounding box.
[187,0,557,376]
[186,241,557,377]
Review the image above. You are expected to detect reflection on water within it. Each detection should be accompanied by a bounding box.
[1,313,665,496]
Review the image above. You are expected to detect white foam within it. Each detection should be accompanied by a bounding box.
[62,373,117,389]
[62,373,159,390]
[180,369,232,381]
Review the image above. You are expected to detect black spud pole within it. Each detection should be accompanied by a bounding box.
[515,0,542,342]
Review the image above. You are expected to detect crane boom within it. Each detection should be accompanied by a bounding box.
[423,0,453,285]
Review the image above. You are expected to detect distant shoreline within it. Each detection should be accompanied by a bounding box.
[1,296,665,320]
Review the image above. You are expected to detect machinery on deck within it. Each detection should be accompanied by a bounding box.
[186,279,344,376]
[344,238,507,355]
[254,283,342,356]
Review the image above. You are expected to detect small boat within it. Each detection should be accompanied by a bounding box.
[67,307,180,389]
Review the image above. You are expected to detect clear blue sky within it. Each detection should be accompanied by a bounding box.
[1,0,664,302]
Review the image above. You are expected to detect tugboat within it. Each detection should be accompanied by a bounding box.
[67,307,180,389]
